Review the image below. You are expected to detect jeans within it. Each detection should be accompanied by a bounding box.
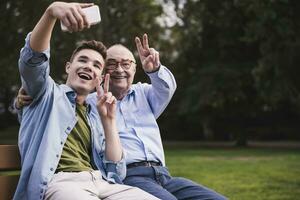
[124,166,227,200]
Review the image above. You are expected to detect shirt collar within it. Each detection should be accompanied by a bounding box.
[127,86,136,96]
[61,84,92,114]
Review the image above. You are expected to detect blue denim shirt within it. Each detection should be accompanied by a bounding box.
[14,33,126,200]
[88,65,176,166]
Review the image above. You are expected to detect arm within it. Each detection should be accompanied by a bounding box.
[19,2,93,98]
[135,34,177,118]
[96,74,123,162]
[13,87,33,123]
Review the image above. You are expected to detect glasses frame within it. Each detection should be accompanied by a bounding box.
[105,59,136,70]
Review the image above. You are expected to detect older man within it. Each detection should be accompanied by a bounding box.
[99,35,227,200]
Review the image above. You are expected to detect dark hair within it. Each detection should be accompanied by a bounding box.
[70,40,107,62]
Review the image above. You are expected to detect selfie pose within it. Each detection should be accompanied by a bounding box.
[14,2,158,200]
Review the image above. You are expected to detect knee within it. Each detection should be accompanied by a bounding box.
[131,187,160,200]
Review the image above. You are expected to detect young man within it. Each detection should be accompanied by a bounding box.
[15,2,158,200]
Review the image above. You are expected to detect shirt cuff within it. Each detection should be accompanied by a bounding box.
[147,65,170,82]
[20,32,50,67]
[103,151,127,182]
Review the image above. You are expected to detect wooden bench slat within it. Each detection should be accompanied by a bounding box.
[0,145,21,170]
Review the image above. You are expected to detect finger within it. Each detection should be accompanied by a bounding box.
[20,87,27,95]
[111,96,117,105]
[143,55,153,67]
[98,95,106,105]
[67,12,78,31]
[20,95,33,101]
[143,33,150,50]
[105,92,113,103]
[107,95,115,104]
[154,51,160,67]
[72,7,84,31]
[103,74,110,93]
[77,8,89,28]
[135,37,143,55]
[149,48,156,58]
[23,100,32,105]
[61,17,72,32]
[79,3,94,8]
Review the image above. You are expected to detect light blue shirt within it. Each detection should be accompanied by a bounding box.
[88,65,176,166]
[14,33,126,200]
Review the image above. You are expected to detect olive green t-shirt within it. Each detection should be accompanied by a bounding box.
[56,103,93,172]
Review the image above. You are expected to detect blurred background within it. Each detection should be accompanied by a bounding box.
[1,0,300,145]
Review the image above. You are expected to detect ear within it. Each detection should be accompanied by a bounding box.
[65,62,71,74]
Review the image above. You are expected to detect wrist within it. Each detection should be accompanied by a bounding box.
[145,64,161,74]
[101,117,116,126]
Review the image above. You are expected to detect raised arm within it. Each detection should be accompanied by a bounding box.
[30,2,93,52]
[135,34,177,118]
[19,2,93,99]
[96,74,123,162]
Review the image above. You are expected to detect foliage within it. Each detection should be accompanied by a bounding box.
[163,0,300,142]
[1,0,300,142]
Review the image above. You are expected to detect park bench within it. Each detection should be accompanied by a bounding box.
[0,145,20,200]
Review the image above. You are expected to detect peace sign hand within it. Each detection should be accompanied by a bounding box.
[135,33,160,73]
[96,74,116,120]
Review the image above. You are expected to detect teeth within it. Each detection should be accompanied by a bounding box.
[78,72,92,80]
[112,76,126,79]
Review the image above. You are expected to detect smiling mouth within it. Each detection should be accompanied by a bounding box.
[78,72,92,80]
[111,75,126,79]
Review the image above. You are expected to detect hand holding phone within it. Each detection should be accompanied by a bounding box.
[61,5,101,32]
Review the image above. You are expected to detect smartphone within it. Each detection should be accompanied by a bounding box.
[61,5,101,32]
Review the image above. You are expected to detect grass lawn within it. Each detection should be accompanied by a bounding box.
[165,147,300,200]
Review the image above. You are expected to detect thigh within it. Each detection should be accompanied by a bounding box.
[45,181,99,200]
[100,183,159,200]
[124,176,177,200]
[164,177,227,200]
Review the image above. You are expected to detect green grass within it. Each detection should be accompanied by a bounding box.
[165,147,300,200]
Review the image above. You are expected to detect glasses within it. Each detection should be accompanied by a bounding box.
[106,59,135,70]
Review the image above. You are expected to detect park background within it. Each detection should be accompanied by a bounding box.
[0,0,299,199]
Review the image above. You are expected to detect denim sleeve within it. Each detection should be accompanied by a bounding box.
[18,32,50,100]
[145,65,177,118]
[103,152,127,183]
[86,93,127,182]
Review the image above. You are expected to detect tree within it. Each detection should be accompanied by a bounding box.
[167,0,300,144]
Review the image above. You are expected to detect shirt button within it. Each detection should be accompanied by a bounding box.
[50,168,54,171]
[56,154,59,158]
[67,127,71,131]
[60,141,63,145]
[40,189,43,193]
[43,181,47,185]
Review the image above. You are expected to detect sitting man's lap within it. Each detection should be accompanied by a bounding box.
[45,171,159,200]
[124,166,227,200]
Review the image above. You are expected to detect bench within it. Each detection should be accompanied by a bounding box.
[0,145,21,200]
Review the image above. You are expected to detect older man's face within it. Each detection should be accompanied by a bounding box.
[105,45,136,96]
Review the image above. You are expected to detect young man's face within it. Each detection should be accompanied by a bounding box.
[105,46,136,96]
[66,49,104,95]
